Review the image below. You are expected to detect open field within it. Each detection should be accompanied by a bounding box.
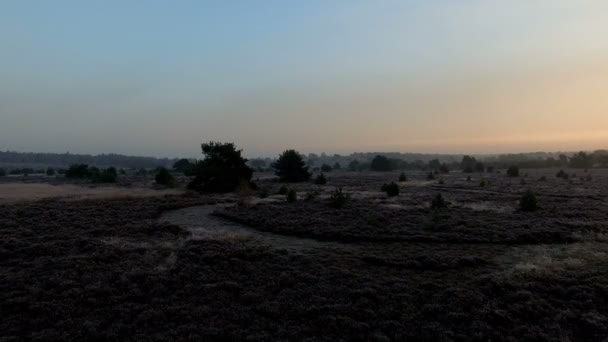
[2,168,608,340]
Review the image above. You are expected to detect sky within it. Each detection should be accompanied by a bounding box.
[1,1,608,158]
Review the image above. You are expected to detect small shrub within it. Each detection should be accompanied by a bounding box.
[556,169,568,179]
[467,176,472,182]
[431,193,449,210]
[426,172,435,180]
[398,172,407,182]
[479,179,486,187]
[278,185,288,195]
[315,173,327,185]
[507,166,519,177]
[586,174,593,181]
[520,189,538,212]
[438,178,445,185]
[439,164,450,174]
[46,168,55,176]
[0,168,5,177]
[519,179,526,186]
[486,166,495,173]
[538,176,547,181]
[286,189,297,203]
[381,182,399,197]
[329,187,351,208]
[155,167,174,186]
[304,189,319,201]
[258,189,269,198]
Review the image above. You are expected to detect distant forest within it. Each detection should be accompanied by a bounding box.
[0,151,176,169]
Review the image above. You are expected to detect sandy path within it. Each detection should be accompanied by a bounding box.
[0,183,184,203]
[159,205,345,252]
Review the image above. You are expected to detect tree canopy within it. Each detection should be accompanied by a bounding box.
[188,142,253,192]
[370,155,392,172]
[272,150,311,182]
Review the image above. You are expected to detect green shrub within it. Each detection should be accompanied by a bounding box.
[329,187,351,208]
[399,172,407,182]
[315,173,327,185]
[381,182,399,197]
[520,189,538,212]
[431,193,449,210]
[155,167,174,186]
[286,189,297,203]
[507,166,519,177]
[278,185,288,195]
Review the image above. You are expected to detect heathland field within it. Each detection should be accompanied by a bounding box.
[2,168,608,340]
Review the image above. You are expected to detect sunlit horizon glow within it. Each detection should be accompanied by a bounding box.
[1,1,607,158]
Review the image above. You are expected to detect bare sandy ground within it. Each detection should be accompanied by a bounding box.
[0,183,184,203]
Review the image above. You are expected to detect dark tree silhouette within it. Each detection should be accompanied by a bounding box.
[461,155,477,173]
[348,159,360,171]
[188,142,253,192]
[272,150,310,182]
[321,164,333,173]
[155,167,175,186]
[65,164,90,179]
[173,158,195,175]
[569,151,592,169]
[370,155,392,172]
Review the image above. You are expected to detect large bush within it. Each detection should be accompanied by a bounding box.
[155,167,175,186]
[188,142,253,192]
[272,150,310,182]
[370,155,392,172]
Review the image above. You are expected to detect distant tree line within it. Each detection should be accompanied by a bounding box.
[0,151,176,169]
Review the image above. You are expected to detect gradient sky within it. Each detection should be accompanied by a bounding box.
[1,1,607,158]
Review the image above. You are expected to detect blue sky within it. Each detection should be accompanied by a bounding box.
[1,1,608,157]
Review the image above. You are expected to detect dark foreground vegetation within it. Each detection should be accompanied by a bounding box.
[3,161,608,340]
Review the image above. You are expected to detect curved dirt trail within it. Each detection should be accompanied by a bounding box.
[159,205,346,252]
